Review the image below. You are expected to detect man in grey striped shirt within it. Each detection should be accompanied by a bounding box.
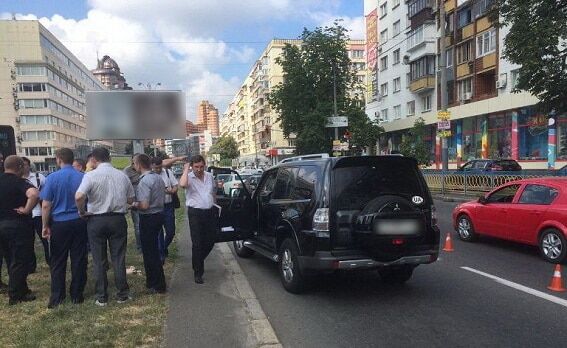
[75,148,135,306]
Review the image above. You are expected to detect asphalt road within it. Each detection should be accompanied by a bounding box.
[233,199,567,347]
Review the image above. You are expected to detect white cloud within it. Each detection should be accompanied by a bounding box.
[310,12,366,40]
[3,1,360,122]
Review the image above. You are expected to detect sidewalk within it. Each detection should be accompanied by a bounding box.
[431,192,479,203]
[164,217,280,348]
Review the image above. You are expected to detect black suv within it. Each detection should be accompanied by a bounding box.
[211,155,440,293]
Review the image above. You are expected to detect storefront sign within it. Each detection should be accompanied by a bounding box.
[326,116,348,128]
[437,111,451,120]
[438,130,452,138]
[437,120,451,130]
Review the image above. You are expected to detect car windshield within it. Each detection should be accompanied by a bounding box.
[217,174,231,182]
[333,160,426,211]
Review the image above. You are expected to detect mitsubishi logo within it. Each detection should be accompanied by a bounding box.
[393,203,401,212]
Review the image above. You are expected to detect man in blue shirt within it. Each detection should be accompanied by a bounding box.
[41,148,87,308]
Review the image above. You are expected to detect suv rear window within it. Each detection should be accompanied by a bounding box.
[333,159,427,211]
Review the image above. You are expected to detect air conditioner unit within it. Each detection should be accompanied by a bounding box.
[464,92,472,100]
[496,80,507,89]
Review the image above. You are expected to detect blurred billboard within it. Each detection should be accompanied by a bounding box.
[86,90,185,140]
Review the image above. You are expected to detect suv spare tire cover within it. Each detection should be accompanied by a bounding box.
[359,195,416,216]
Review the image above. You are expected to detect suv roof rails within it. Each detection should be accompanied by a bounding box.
[279,153,330,164]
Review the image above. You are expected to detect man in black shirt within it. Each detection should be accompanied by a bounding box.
[0,155,39,305]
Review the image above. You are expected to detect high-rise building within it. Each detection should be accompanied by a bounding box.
[197,100,219,136]
[0,19,106,171]
[220,39,367,166]
[364,0,564,169]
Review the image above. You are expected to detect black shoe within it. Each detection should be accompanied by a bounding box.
[72,296,84,304]
[9,293,36,305]
[194,275,204,284]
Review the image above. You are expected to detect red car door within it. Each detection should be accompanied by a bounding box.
[507,184,558,244]
[475,184,521,238]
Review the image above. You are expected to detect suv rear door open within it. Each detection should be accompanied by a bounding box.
[209,167,253,242]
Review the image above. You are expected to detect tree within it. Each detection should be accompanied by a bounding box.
[399,117,431,166]
[269,21,379,154]
[208,135,239,160]
[491,0,567,112]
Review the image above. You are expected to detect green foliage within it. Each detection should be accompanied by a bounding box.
[491,0,567,112]
[399,117,431,166]
[347,101,383,154]
[209,135,239,160]
[268,20,376,155]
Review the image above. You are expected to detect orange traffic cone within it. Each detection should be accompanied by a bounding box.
[442,232,454,252]
[547,264,566,292]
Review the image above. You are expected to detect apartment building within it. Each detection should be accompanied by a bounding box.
[0,20,106,171]
[221,39,367,166]
[364,0,564,169]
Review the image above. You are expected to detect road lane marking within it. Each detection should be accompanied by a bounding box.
[461,266,567,308]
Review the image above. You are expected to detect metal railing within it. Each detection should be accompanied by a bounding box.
[423,170,557,195]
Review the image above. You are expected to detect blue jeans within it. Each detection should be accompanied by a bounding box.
[158,203,176,261]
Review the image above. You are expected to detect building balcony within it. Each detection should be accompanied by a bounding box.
[409,76,435,93]
[444,0,456,12]
[477,52,497,72]
[476,16,492,33]
[462,23,474,40]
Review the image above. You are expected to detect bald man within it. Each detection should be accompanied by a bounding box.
[0,156,39,305]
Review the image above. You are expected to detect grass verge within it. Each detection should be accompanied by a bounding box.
[0,190,186,347]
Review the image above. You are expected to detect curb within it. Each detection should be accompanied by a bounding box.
[217,243,282,348]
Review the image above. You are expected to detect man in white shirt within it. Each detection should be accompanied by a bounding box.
[179,155,216,284]
[21,157,48,273]
[151,157,178,263]
[75,148,135,306]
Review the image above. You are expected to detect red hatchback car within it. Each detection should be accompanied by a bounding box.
[453,178,567,263]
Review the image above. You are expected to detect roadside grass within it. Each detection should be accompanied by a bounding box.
[0,190,186,347]
[111,156,131,170]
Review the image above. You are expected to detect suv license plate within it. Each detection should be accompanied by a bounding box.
[374,220,419,235]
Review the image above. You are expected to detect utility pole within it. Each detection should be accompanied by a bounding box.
[439,0,449,171]
[332,62,339,141]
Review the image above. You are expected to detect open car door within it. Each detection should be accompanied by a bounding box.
[209,167,254,243]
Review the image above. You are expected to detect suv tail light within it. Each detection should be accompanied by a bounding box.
[431,205,438,226]
[313,208,329,231]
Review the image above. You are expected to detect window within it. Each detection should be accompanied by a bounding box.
[381,108,389,121]
[407,26,425,50]
[21,131,54,141]
[393,20,401,37]
[393,105,401,119]
[380,56,389,71]
[380,82,389,96]
[392,0,401,8]
[393,77,401,92]
[351,50,364,58]
[407,101,415,116]
[457,78,473,101]
[292,166,320,200]
[446,48,454,67]
[510,69,521,90]
[410,56,435,80]
[18,99,48,109]
[24,147,53,157]
[18,83,46,92]
[477,0,495,16]
[408,0,432,18]
[421,95,432,112]
[380,2,388,17]
[456,41,472,64]
[446,12,455,33]
[406,73,411,88]
[380,29,389,44]
[274,167,296,199]
[457,7,472,28]
[16,65,47,76]
[393,49,401,65]
[476,29,497,57]
[486,184,520,203]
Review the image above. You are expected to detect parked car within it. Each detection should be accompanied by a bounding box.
[457,159,522,172]
[211,155,440,293]
[244,174,262,192]
[219,173,251,196]
[453,178,567,263]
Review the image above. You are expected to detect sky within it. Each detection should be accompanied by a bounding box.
[0,0,364,121]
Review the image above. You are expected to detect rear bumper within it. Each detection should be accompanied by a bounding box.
[298,249,439,272]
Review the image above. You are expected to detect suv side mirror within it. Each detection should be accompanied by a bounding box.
[478,195,487,204]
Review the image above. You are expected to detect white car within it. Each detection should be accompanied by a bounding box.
[218,173,251,196]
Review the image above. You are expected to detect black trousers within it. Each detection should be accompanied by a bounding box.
[49,218,88,304]
[30,216,50,272]
[140,213,166,291]
[187,207,217,277]
[87,215,129,302]
[0,219,33,300]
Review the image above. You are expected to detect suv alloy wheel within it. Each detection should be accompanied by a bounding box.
[279,238,306,293]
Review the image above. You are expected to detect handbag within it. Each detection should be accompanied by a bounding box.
[165,169,181,209]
